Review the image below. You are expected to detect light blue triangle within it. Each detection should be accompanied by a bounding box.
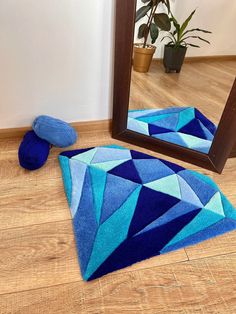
[186,170,219,190]
[89,166,107,223]
[153,132,188,147]
[92,147,132,163]
[176,107,195,130]
[100,173,139,224]
[93,159,130,172]
[127,117,149,136]
[133,159,174,183]
[177,132,208,148]
[164,208,224,249]
[144,174,181,199]
[72,148,97,165]
[84,186,142,280]
[151,113,179,131]
[177,175,203,208]
[69,159,87,218]
[205,192,225,216]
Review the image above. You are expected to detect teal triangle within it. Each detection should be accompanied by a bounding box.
[89,166,107,223]
[144,174,181,199]
[176,107,195,130]
[72,148,97,165]
[138,113,172,124]
[84,185,142,280]
[220,193,236,220]
[205,192,225,216]
[93,159,130,171]
[164,208,224,249]
[58,155,72,207]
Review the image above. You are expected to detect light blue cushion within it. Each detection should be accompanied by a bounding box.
[33,115,77,148]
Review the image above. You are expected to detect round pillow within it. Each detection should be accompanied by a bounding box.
[32,115,77,148]
[18,130,50,170]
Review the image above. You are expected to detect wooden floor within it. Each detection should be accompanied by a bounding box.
[130,59,236,125]
[1,61,236,313]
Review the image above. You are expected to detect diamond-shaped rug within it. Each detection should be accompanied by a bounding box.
[59,145,236,281]
[128,107,217,153]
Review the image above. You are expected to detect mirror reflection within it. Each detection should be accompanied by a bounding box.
[128,0,236,154]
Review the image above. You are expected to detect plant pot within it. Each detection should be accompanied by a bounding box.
[133,44,156,73]
[163,45,187,73]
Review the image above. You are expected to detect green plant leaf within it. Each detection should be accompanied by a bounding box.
[187,43,200,48]
[150,23,159,44]
[138,24,148,39]
[182,28,212,37]
[136,5,152,22]
[181,35,210,45]
[179,10,196,37]
[161,35,175,44]
[154,13,171,31]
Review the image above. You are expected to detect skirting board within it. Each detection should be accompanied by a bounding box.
[153,55,236,63]
[0,119,112,139]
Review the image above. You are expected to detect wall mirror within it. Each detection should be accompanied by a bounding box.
[112,0,236,173]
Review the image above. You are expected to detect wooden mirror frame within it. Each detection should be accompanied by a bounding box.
[112,0,236,173]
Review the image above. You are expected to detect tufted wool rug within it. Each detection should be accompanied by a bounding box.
[127,107,217,153]
[59,145,236,281]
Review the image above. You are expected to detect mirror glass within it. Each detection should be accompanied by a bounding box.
[127,0,236,154]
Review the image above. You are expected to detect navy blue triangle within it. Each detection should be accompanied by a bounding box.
[194,108,217,135]
[148,124,172,136]
[131,150,156,160]
[60,147,94,158]
[128,186,180,237]
[159,159,185,173]
[88,208,201,281]
[108,160,143,184]
[179,119,208,140]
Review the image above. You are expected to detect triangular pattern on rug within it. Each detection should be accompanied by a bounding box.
[59,145,236,281]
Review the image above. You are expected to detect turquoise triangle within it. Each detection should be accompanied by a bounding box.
[84,186,142,280]
[89,166,107,223]
[220,193,236,220]
[144,174,181,199]
[176,107,195,130]
[58,156,72,207]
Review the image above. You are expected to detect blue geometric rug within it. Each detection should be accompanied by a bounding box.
[128,107,217,153]
[59,145,236,281]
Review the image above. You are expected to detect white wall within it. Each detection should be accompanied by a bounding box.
[0,0,114,128]
[135,0,236,58]
[0,0,235,129]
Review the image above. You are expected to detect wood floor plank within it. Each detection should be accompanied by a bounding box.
[0,253,235,314]
[0,219,188,296]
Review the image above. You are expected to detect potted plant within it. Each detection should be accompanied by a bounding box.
[134,0,171,73]
[162,10,212,73]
